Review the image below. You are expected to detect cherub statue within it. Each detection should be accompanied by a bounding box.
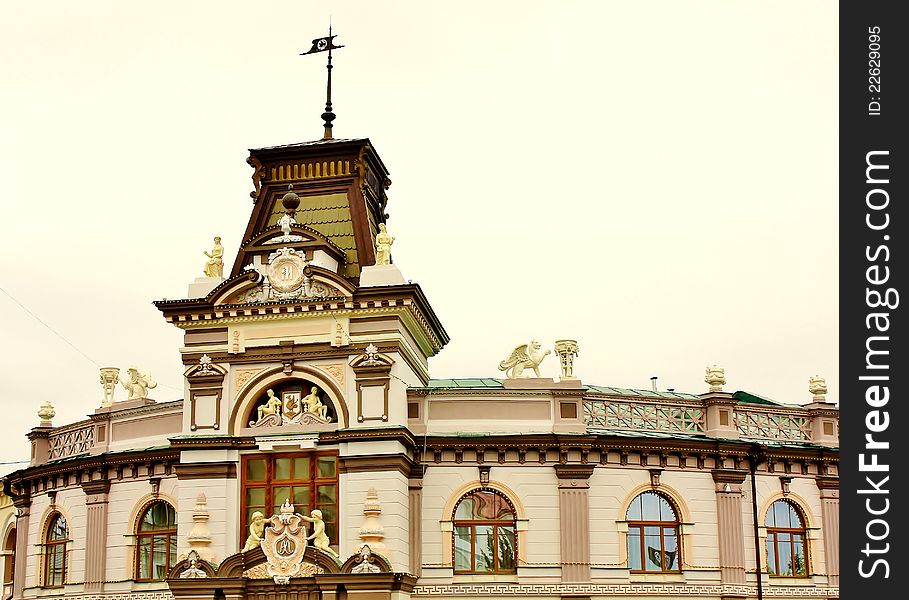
[498,340,551,378]
[120,367,157,400]
[258,389,282,421]
[242,511,266,552]
[203,236,224,278]
[302,386,330,421]
[300,509,338,558]
[374,223,394,266]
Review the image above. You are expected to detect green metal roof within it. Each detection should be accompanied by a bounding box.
[422,378,505,389]
[416,380,801,408]
[733,391,783,406]
[584,385,700,400]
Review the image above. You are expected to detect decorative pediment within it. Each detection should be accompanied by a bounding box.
[349,344,394,370]
[212,259,354,306]
[183,355,227,380]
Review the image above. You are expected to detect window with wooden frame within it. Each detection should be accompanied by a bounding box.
[43,514,68,588]
[765,499,809,577]
[135,501,177,581]
[241,452,339,552]
[626,491,681,573]
[3,526,16,599]
[452,489,516,574]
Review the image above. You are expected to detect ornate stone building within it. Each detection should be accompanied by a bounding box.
[1,135,839,600]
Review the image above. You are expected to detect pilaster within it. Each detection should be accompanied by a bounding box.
[553,464,595,582]
[816,476,839,587]
[711,469,748,595]
[12,499,29,599]
[81,479,111,592]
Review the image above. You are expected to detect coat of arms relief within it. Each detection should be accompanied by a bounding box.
[254,500,328,583]
[249,384,333,428]
[232,248,341,304]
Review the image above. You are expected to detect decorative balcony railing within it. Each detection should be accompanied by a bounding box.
[47,421,95,460]
[584,399,706,435]
[734,407,812,443]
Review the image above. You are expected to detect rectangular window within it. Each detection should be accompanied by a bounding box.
[240,452,339,552]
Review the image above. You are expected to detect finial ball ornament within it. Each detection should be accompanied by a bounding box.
[281,184,301,213]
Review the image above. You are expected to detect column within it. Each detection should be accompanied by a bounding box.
[12,501,29,599]
[816,476,839,587]
[408,477,423,576]
[81,479,111,592]
[554,464,594,582]
[711,469,748,593]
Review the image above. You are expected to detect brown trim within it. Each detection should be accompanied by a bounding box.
[814,475,839,490]
[711,469,748,485]
[339,455,418,477]
[553,464,595,480]
[174,462,238,480]
[80,479,111,496]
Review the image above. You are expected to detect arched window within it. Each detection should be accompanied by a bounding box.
[3,527,16,599]
[452,489,516,574]
[626,491,680,573]
[135,501,177,581]
[765,499,808,577]
[43,514,68,587]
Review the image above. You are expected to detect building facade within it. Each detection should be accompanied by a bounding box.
[2,136,839,600]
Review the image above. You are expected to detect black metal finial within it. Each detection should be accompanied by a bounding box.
[301,24,344,140]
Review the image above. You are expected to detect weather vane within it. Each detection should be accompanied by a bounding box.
[301,24,344,140]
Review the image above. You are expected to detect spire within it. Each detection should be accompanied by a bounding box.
[301,24,345,140]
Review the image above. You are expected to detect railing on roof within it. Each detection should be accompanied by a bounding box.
[584,398,706,435]
[734,406,812,442]
[47,420,95,460]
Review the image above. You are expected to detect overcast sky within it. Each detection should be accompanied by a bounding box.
[0,1,837,469]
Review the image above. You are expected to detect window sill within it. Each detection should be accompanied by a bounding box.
[629,572,686,583]
[767,576,814,586]
[453,574,519,583]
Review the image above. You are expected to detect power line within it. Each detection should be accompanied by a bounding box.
[0,284,100,368]
[0,284,184,396]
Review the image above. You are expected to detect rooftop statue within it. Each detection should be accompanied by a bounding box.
[374,223,394,265]
[203,236,224,278]
[705,365,726,392]
[120,367,157,401]
[498,340,551,378]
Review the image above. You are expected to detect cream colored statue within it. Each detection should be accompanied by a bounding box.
[203,236,224,278]
[242,511,266,552]
[808,375,827,401]
[120,367,157,400]
[705,365,726,392]
[498,340,551,378]
[302,386,330,421]
[554,339,579,379]
[374,223,394,265]
[301,509,338,558]
[258,389,282,421]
